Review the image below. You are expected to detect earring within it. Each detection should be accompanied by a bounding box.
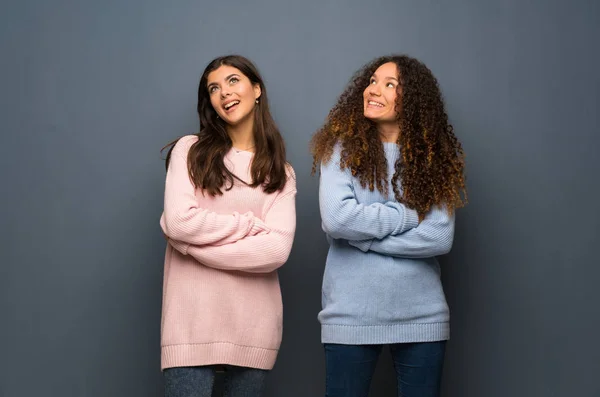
[255,99,259,104]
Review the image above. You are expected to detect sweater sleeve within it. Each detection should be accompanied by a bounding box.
[319,145,419,241]
[168,169,297,273]
[348,205,455,258]
[161,135,268,246]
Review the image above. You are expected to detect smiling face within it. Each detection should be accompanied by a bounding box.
[363,62,401,124]
[206,65,261,126]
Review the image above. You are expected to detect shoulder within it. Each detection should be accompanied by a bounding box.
[328,141,344,164]
[282,162,297,193]
[320,141,345,174]
[171,134,199,157]
[285,162,296,181]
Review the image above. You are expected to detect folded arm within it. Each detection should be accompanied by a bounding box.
[349,206,455,258]
[169,172,297,273]
[319,146,418,241]
[161,136,268,246]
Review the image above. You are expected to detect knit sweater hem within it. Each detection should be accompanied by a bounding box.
[161,342,278,371]
[321,322,449,345]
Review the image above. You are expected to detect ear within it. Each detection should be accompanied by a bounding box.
[253,83,262,100]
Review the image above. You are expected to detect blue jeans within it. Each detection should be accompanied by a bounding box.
[164,366,268,397]
[324,342,446,397]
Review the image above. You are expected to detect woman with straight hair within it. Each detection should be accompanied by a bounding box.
[159,54,297,397]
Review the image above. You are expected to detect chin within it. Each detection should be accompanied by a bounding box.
[221,113,241,125]
[230,110,254,125]
[363,112,377,121]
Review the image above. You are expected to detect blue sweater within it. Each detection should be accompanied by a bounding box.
[317,143,454,344]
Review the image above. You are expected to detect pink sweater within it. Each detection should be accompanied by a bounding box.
[159,135,297,370]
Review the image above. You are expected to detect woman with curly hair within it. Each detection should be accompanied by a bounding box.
[159,55,297,397]
[311,55,466,397]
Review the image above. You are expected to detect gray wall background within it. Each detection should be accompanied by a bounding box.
[1,0,599,396]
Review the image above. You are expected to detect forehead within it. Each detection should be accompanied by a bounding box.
[207,65,244,84]
[373,62,398,77]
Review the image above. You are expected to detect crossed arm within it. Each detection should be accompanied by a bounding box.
[348,206,455,258]
[319,147,455,258]
[167,186,297,273]
[318,148,419,240]
[161,136,269,247]
[161,137,297,273]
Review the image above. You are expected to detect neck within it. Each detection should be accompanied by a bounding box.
[377,122,400,143]
[227,114,255,152]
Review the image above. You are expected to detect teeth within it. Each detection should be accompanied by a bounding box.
[224,101,240,109]
[369,101,384,107]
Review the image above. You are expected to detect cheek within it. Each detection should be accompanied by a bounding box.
[242,85,256,100]
[387,94,398,113]
[209,96,221,114]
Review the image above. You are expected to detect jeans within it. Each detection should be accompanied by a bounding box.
[164,365,268,397]
[324,341,446,397]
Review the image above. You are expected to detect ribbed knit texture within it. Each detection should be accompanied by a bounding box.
[159,135,297,370]
[318,143,454,345]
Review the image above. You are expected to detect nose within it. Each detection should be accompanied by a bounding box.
[368,83,381,96]
[220,87,231,99]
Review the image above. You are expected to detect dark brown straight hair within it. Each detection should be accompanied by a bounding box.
[162,55,287,195]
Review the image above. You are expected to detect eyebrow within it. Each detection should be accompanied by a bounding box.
[207,74,241,88]
[371,73,399,82]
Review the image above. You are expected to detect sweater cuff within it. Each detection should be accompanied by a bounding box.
[249,218,270,236]
[404,208,419,229]
[393,208,419,235]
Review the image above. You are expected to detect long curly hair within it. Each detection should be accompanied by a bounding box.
[162,55,287,195]
[310,54,467,217]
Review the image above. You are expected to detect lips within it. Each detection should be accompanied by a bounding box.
[222,99,240,113]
